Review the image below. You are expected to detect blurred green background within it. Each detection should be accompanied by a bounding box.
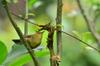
[0,0,100,66]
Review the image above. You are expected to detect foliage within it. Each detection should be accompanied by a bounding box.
[28,0,37,9]
[0,0,100,66]
[0,41,7,65]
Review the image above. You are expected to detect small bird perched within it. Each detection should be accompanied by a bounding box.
[12,31,44,49]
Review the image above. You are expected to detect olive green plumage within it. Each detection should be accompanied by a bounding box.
[13,32,43,49]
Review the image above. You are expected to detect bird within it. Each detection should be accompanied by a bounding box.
[12,31,44,49]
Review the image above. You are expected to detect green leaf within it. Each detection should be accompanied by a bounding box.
[82,32,96,44]
[0,41,7,64]
[9,54,32,66]
[2,44,27,65]
[10,48,49,66]
[35,48,49,57]
[28,0,37,9]
[85,50,100,65]
[3,44,49,65]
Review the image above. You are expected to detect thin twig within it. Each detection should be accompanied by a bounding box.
[11,12,40,26]
[76,0,100,48]
[61,31,100,53]
[2,0,39,66]
[56,0,63,65]
[24,0,28,36]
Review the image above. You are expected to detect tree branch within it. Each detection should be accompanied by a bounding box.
[47,27,56,66]
[56,0,63,65]
[2,0,39,66]
[76,0,100,48]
